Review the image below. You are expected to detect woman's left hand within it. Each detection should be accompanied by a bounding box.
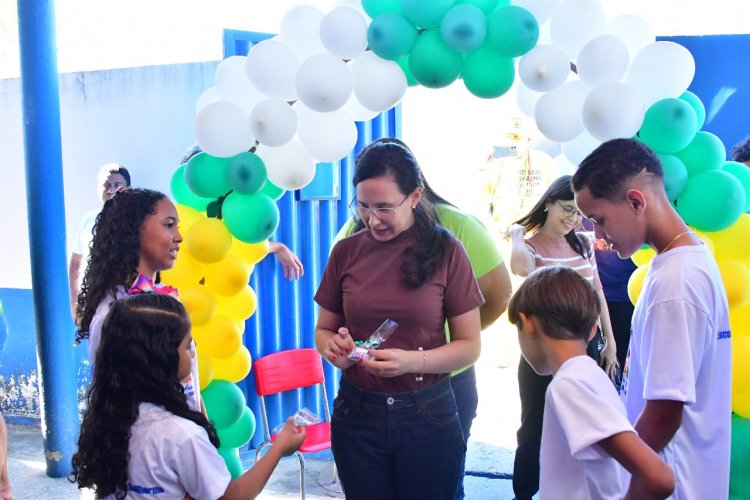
[600,342,619,380]
[359,349,415,378]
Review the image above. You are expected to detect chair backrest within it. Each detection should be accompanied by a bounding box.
[254,348,325,396]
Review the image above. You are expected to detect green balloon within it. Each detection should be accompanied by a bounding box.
[218,446,244,480]
[486,5,539,58]
[657,153,689,200]
[202,380,246,429]
[395,55,418,87]
[441,4,488,52]
[722,161,750,212]
[675,131,726,176]
[222,192,280,244]
[170,165,212,211]
[368,13,418,61]
[400,0,456,29]
[679,90,706,130]
[639,98,698,154]
[218,407,257,449]
[361,0,402,18]
[184,152,232,199]
[227,152,267,195]
[259,179,286,201]
[676,170,745,232]
[457,0,500,15]
[409,30,464,89]
[730,414,750,499]
[461,44,514,98]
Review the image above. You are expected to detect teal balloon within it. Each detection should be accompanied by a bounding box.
[657,154,689,200]
[486,5,539,58]
[408,30,464,89]
[202,380,246,429]
[368,13,418,61]
[170,165,212,211]
[457,0,500,15]
[218,407,257,449]
[440,4,488,52]
[722,161,750,212]
[676,131,726,176]
[218,446,244,480]
[222,192,280,244]
[259,179,286,201]
[639,98,698,154]
[361,0,402,18]
[395,55,418,87]
[227,152,267,195]
[184,152,232,199]
[461,45,514,98]
[676,170,745,232]
[400,0,456,29]
[679,90,706,130]
[730,414,750,499]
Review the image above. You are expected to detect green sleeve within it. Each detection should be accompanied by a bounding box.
[434,204,503,278]
[332,217,358,248]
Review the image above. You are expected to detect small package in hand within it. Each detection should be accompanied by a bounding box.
[273,407,321,434]
[348,319,398,361]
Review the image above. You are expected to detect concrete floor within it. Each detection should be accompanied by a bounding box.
[6,323,522,499]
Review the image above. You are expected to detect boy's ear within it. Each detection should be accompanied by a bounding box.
[519,312,539,338]
[587,323,598,342]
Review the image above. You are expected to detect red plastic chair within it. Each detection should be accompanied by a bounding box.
[253,348,332,499]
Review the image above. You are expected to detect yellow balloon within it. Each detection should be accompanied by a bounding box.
[193,315,242,359]
[216,286,258,321]
[730,302,750,338]
[231,238,269,265]
[691,228,715,254]
[213,345,252,384]
[631,247,655,267]
[711,214,750,263]
[175,204,205,233]
[179,284,217,326]
[717,260,750,310]
[197,351,214,391]
[161,250,205,289]
[186,218,233,264]
[205,255,251,297]
[627,263,650,305]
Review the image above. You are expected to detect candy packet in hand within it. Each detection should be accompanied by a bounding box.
[273,407,321,434]
[348,319,398,361]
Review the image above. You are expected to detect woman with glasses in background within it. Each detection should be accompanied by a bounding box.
[314,139,484,499]
[508,174,617,500]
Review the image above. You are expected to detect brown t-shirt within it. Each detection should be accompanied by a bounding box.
[315,225,484,393]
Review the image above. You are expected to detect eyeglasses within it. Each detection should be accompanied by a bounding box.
[556,200,583,218]
[350,195,410,221]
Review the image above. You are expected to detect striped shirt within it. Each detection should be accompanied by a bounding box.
[525,231,602,290]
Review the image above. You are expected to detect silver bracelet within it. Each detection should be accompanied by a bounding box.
[415,347,426,382]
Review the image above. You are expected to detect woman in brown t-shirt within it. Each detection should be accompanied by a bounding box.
[314,140,484,500]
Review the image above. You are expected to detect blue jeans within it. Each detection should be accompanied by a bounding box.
[331,377,466,500]
[451,367,478,500]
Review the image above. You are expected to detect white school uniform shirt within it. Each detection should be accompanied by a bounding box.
[620,245,732,500]
[88,288,202,413]
[105,403,231,499]
[540,355,632,500]
[71,209,99,290]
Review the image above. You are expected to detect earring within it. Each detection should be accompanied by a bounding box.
[544,208,548,212]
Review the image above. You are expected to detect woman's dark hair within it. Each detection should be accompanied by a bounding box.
[513,175,589,258]
[71,293,219,499]
[76,188,167,342]
[353,139,453,287]
[508,265,600,341]
[731,135,750,164]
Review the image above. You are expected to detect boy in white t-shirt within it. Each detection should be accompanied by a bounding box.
[508,265,674,500]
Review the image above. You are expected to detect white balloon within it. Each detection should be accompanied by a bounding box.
[250,99,298,147]
[582,82,645,142]
[518,45,570,92]
[534,80,589,143]
[550,0,607,59]
[342,91,380,122]
[281,5,327,60]
[256,140,316,191]
[626,41,695,108]
[194,101,254,158]
[320,6,368,60]
[608,15,654,59]
[215,56,265,113]
[561,129,600,165]
[576,35,629,87]
[295,103,358,162]
[336,0,370,21]
[511,0,560,24]
[295,54,353,112]
[196,87,219,113]
[554,153,578,175]
[246,39,300,101]
[350,51,407,112]
[530,137,563,158]
[515,82,544,118]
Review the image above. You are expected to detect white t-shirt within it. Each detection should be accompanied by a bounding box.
[540,355,633,500]
[621,244,732,500]
[104,403,231,499]
[71,209,100,289]
[88,289,202,413]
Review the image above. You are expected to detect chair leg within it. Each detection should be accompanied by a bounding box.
[296,450,305,500]
[255,442,271,464]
